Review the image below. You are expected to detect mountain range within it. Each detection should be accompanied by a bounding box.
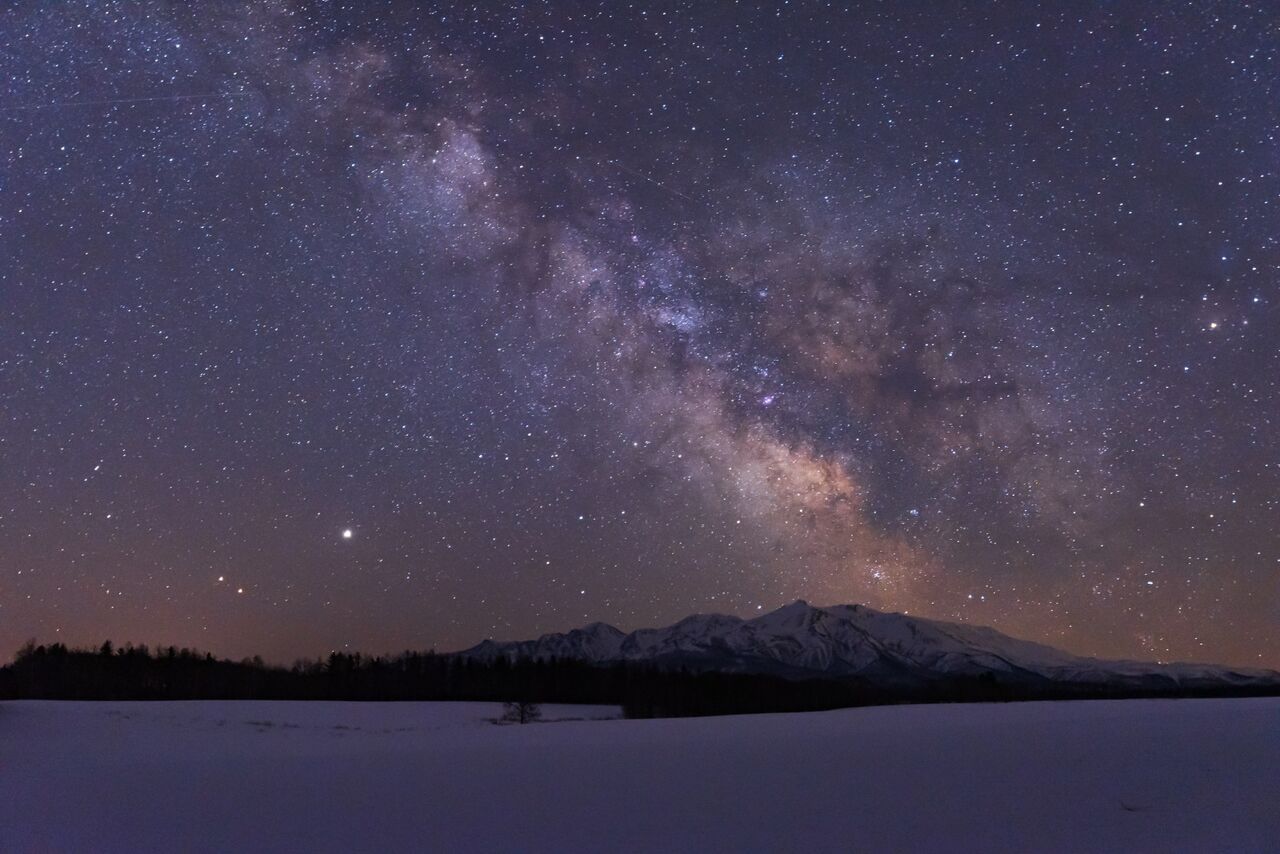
[459,601,1280,691]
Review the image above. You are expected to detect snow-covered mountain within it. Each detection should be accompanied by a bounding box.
[459,601,1280,689]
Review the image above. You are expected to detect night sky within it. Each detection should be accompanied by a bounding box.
[2,1,1277,667]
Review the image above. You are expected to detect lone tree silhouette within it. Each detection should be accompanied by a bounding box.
[502,700,541,724]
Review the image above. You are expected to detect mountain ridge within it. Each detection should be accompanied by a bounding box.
[457,601,1280,690]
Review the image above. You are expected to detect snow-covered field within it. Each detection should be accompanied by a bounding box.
[2,698,1276,853]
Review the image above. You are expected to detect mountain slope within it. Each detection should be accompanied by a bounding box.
[458,601,1280,689]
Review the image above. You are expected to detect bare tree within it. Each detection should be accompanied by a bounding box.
[501,700,542,724]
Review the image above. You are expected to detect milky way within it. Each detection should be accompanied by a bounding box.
[2,2,1277,666]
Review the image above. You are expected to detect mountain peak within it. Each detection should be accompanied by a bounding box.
[761,600,871,620]
[760,599,816,618]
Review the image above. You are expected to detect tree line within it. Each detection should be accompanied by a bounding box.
[2,641,1275,718]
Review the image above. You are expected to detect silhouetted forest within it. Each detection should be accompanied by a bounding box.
[3,641,1276,718]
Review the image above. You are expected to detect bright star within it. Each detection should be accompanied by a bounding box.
[342,529,353,539]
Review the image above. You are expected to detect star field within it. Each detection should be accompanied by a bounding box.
[1,1,1277,666]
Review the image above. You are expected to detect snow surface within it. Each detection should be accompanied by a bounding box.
[2,698,1278,853]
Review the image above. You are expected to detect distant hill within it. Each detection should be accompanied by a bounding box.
[459,600,1280,692]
